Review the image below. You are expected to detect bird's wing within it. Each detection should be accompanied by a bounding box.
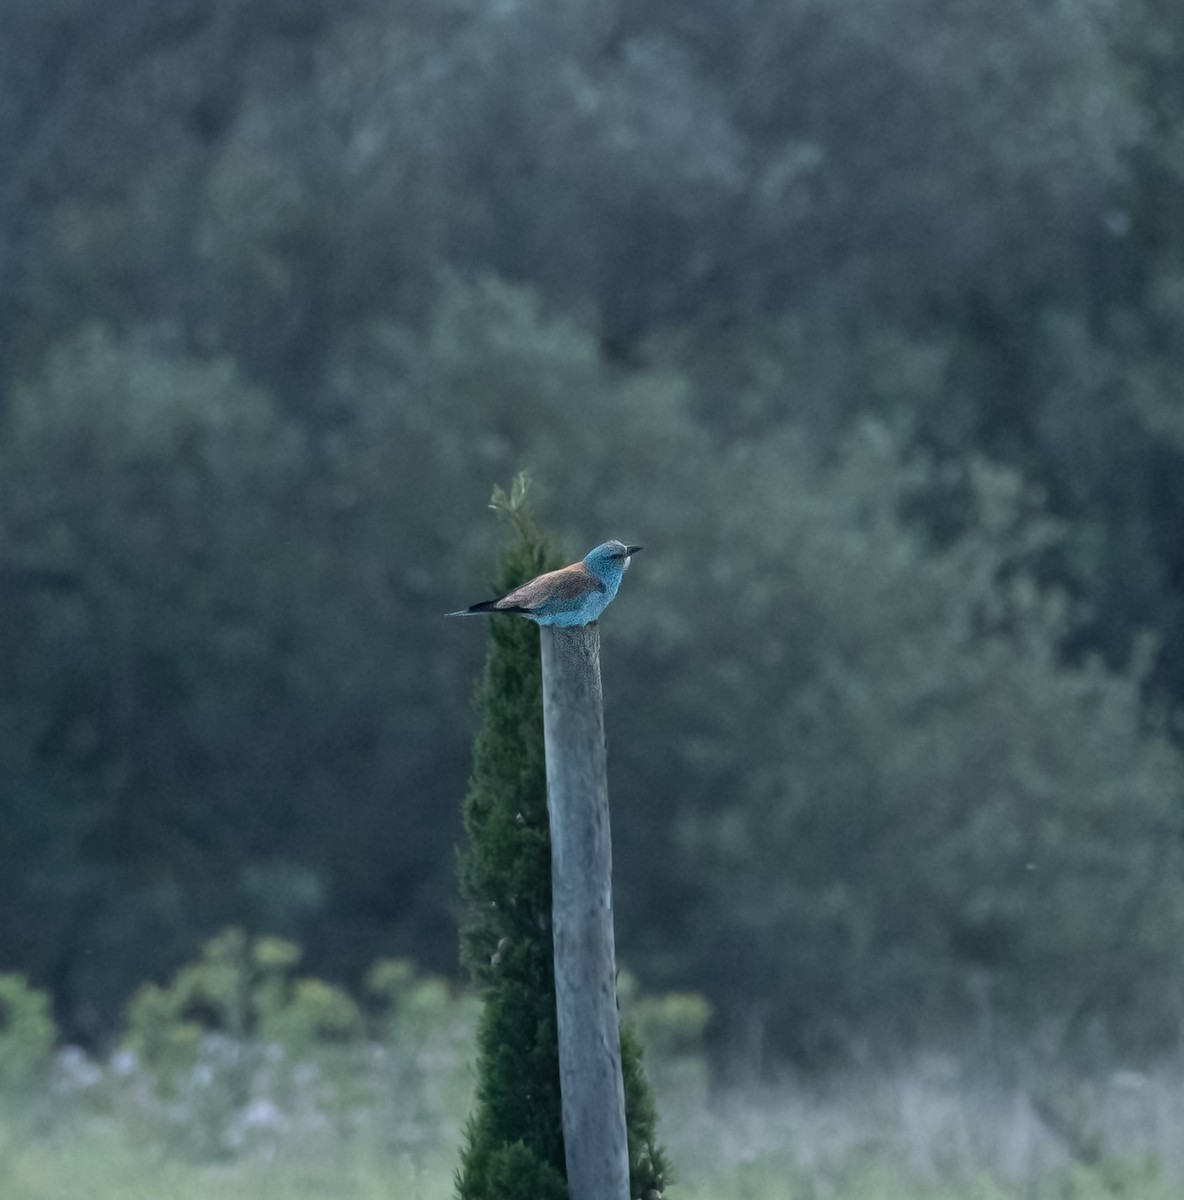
[496,562,604,611]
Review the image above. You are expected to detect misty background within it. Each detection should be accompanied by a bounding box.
[2,0,1183,1069]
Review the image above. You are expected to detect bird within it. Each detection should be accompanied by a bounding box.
[447,540,643,627]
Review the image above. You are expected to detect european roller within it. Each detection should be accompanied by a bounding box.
[448,540,643,627]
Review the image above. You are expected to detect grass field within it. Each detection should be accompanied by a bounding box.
[2,1041,1181,1200]
[1,950,1179,1200]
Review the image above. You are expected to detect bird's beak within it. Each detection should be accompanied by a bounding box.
[626,545,644,555]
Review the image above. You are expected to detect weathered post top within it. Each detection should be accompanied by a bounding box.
[540,622,630,1200]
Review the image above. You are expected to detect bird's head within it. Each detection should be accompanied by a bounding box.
[585,540,644,572]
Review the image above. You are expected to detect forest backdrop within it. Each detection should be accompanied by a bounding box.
[1,0,1183,1063]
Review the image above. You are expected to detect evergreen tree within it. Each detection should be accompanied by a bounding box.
[456,475,667,1200]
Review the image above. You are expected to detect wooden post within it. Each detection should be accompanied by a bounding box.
[540,623,630,1200]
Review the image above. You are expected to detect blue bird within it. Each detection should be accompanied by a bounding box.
[448,540,643,627]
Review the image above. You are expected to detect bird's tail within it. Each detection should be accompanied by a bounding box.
[445,600,500,617]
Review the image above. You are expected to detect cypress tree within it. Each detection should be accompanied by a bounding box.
[456,476,668,1200]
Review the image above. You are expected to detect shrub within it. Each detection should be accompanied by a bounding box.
[0,974,56,1095]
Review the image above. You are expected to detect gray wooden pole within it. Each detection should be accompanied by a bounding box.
[540,623,630,1200]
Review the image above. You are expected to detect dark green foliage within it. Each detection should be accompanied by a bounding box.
[456,479,668,1199]
[457,486,557,989]
[476,1142,568,1200]
[3,0,1184,1069]
[455,486,565,1199]
[621,1026,667,1194]
[635,424,1184,1060]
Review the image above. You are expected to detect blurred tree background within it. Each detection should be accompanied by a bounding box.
[1,0,1183,1064]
